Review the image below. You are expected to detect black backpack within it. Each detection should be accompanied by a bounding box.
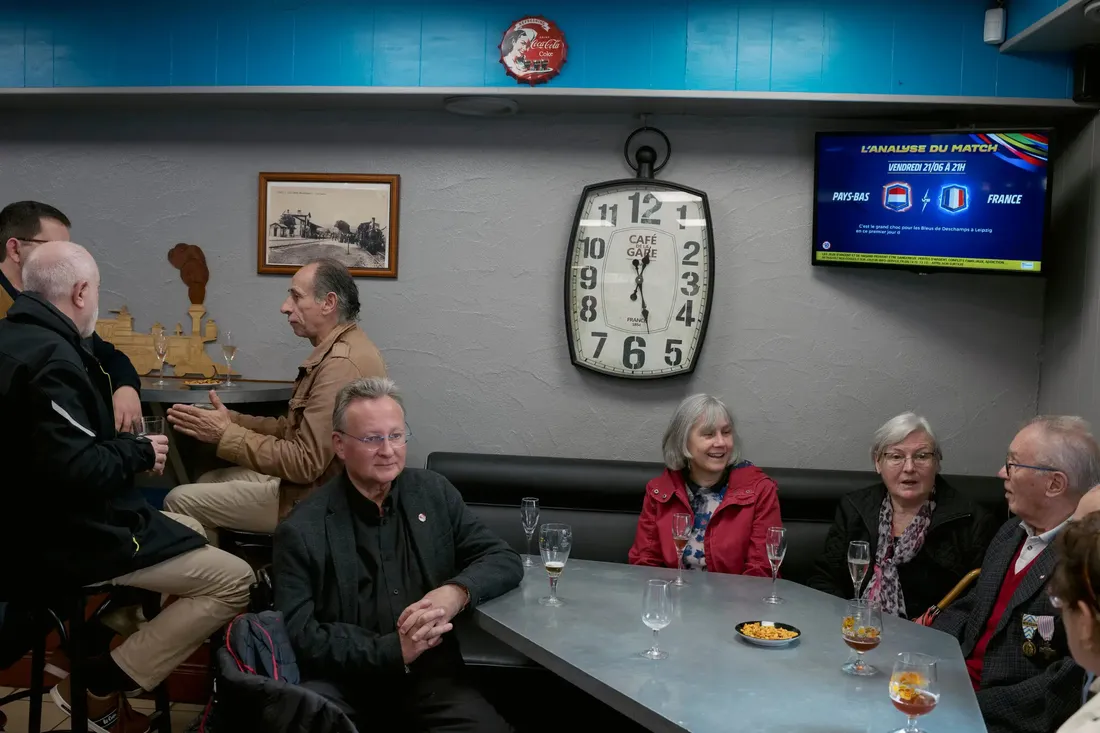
[189,609,357,733]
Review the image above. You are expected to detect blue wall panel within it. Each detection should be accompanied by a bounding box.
[0,0,1074,98]
[1007,0,1063,37]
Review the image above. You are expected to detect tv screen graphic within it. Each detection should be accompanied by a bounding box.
[812,130,1051,274]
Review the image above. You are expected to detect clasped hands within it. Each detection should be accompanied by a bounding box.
[396,584,468,665]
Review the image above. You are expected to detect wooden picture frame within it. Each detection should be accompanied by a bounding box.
[257,172,400,278]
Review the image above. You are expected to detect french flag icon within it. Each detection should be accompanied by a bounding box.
[882,182,912,212]
[939,185,968,213]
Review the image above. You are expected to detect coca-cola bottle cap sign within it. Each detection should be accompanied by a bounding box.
[499,16,567,86]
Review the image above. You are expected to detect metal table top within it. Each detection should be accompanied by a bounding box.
[475,559,986,733]
[139,378,295,404]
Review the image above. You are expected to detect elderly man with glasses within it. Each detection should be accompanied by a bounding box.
[273,377,522,732]
[932,415,1100,733]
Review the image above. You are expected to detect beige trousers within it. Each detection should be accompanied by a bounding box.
[163,467,281,545]
[104,512,254,691]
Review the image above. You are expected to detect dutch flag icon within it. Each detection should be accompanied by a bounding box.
[883,182,912,213]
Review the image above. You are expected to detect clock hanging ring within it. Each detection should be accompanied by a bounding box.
[564,126,716,380]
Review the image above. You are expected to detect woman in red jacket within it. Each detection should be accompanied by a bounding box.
[628,393,783,577]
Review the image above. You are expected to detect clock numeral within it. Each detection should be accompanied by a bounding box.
[627,192,662,225]
[677,205,688,230]
[579,265,597,290]
[680,271,700,296]
[580,236,606,260]
[664,339,683,367]
[622,336,647,370]
[591,331,608,359]
[598,203,618,226]
[676,300,697,327]
[579,295,598,323]
[681,240,701,266]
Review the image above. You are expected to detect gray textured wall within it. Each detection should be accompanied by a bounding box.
[0,110,1045,473]
[1040,116,1099,424]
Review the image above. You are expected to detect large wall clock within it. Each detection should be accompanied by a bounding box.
[565,127,715,379]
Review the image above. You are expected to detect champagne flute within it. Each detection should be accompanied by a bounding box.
[841,598,883,676]
[152,327,168,386]
[520,497,540,568]
[762,526,787,604]
[222,331,237,387]
[848,540,871,596]
[539,523,572,607]
[671,513,692,586]
[888,653,939,733]
[641,579,671,660]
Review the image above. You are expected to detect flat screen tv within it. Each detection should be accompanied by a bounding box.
[812,129,1052,275]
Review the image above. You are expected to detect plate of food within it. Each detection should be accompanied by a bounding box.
[735,620,802,647]
[182,378,222,390]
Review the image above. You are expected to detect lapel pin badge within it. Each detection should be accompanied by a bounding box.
[418,513,427,522]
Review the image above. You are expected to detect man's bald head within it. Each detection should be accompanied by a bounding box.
[23,241,100,338]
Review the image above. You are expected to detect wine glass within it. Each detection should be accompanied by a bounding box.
[841,599,883,676]
[848,540,871,595]
[671,513,692,586]
[152,327,168,386]
[222,331,237,387]
[641,579,671,660]
[888,653,939,733]
[539,523,572,607]
[520,497,540,568]
[132,416,165,436]
[762,526,787,604]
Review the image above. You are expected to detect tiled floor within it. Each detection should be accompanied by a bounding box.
[0,687,202,731]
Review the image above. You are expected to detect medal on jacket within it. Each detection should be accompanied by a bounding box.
[1037,615,1056,660]
[1021,614,1039,657]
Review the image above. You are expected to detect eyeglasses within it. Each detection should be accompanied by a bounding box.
[880,451,937,467]
[337,429,411,452]
[1004,459,1061,478]
[15,238,50,245]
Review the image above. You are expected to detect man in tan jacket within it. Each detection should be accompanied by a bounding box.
[165,258,386,541]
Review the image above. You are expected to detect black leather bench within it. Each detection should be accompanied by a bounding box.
[425,451,1009,670]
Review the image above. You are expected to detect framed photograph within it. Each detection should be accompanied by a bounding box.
[257,172,400,278]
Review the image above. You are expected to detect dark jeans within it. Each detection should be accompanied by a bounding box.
[302,673,512,732]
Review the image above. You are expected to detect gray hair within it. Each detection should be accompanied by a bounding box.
[1026,415,1100,494]
[23,241,96,303]
[871,412,942,463]
[662,393,742,471]
[332,376,404,432]
[309,258,360,323]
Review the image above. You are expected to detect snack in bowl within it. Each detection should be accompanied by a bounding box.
[183,378,221,388]
[735,620,802,647]
[740,622,800,641]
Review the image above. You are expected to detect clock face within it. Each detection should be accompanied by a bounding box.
[565,179,715,379]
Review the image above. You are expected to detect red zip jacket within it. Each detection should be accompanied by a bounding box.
[628,465,783,577]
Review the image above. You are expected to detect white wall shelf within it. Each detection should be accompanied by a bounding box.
[0,86,1092,123]
[1001,0,1100,54]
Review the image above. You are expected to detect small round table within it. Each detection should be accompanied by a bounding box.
[141,378,295,405]
[141,378,295,483]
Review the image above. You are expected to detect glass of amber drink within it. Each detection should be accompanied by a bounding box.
[888,653,939,733]
[841,599,882,676]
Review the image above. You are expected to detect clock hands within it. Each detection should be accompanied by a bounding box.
[629,255,651,334]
